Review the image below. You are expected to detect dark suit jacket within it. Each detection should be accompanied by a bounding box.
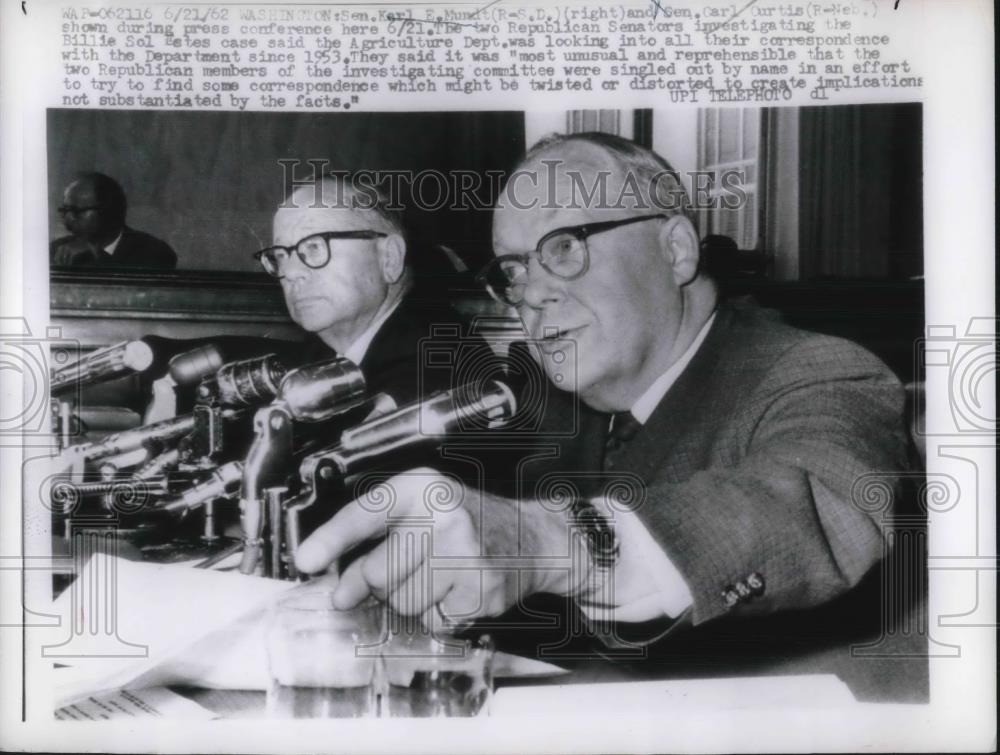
[50,226,177,269]
[300,290,502,407]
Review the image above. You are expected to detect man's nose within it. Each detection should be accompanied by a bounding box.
[279,250,310,281]
[520,256,564,310]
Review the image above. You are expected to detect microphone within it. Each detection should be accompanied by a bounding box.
[197,354,288,407]
[276,357,368,421]
[281,380,516,579]
[234,357,368,576]
[159,357,368,516]
[158,461,243,513]
[300,379,516,482]
[64,413,197,462]
[51,340,155,394]
[168,344,224,387]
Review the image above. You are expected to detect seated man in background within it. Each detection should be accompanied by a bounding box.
[50,172,177,269]
[293,133,917,689]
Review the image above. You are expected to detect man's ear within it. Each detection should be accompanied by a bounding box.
[657,215,700,287]
[377,234,406,284]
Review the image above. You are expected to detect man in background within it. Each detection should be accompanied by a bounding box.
[50,172,177,269]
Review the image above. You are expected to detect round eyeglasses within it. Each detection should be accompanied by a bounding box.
[477,213,666,307]
[254,230,388,278]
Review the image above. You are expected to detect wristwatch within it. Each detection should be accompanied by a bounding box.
[569,496,620,573]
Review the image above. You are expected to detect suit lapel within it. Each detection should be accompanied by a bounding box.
[610,308,735,483]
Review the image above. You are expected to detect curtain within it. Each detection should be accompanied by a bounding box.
[798,104,922,280]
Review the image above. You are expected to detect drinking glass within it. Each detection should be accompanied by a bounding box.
[265,591,383,719]
[380,627,494,718]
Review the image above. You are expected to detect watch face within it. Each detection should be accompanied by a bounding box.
[570,497,620,569]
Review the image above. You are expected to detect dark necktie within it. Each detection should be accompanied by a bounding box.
[603,411,641,470]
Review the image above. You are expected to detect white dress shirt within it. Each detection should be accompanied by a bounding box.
[104,230,124,256]
[584,312,717,623]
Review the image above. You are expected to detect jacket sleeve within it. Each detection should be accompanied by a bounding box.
[634,337,911,625]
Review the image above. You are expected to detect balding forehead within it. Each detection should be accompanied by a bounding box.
[497,139,645,221]
[286,179,352,211]
[507,142,618,201]
[66,180,97,202]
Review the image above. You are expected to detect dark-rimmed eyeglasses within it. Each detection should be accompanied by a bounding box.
[477,213,666,307]
[254,230,388,278]
[58,205,101,216]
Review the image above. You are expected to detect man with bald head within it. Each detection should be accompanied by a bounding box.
[293,136,912,660]
[51,172,176,269]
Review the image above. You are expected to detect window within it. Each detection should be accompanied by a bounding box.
[696,108,763,250]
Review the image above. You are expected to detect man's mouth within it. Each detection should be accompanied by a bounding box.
[535,325,586,355]
[292,296,325,308]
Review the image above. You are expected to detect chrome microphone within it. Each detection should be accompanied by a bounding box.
[277,357,368,421]
[51,340,155,394]
[158,461,243,513]
[64,413,197,462]
[300,379,517,482]
[280,380,516,579]
[236,357,367,576]
[196,353,288,407]
[168,344,225,387]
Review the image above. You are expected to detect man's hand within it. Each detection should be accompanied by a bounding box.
[294,468,581,630]
[53,237,102,266]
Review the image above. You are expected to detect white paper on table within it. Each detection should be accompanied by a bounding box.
[55,686,217,721]
[491,674,857,717]
[48,555,297,706]
[139,610,568,691]
[49,555,566,706]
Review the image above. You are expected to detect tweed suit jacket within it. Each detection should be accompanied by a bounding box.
[598,302,912,625]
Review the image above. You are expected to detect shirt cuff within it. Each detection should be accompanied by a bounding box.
[579,496,693,623]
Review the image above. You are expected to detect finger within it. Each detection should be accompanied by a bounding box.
[418,573,493,632]
[306,569,341,592]
[332,557,369,609]
[294,491,390,574]
[333,526,431,608]
[389,556,449,618]
[298,469,459,574]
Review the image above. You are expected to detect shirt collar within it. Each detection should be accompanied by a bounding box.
[342,293,405,365]
[104,230,124,255]
[629,311,717,424]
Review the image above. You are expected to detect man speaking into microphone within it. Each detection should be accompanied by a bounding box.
[292,133,916,673]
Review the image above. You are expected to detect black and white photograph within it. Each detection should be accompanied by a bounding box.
[42,101,929,711]
[0,1,994,753]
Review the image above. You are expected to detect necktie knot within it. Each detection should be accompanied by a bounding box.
[608,411,641,444]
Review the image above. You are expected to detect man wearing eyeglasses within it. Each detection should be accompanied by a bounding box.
[259,174,501,409]
[50,172,177,269]
[295,135,913,668]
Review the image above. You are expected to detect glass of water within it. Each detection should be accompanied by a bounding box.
[265,591,383,719]
[380,625,494,718]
